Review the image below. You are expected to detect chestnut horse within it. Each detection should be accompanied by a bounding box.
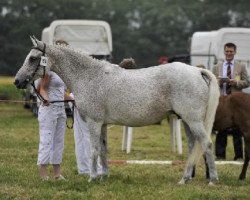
[213,92,250,180]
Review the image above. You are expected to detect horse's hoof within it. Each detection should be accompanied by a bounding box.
[208,177,218,186]
[88,178,92,183]
[178,175,192,185]
[178,178,186,185]
[213,177,219,181]
[98,171,109,177]
[100,174,109,181]
[88,177,97,183]
[208,181,216,186]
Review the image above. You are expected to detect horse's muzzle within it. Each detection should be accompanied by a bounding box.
[14,79,29,89]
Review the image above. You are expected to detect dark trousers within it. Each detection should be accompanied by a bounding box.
[215,128,243,160]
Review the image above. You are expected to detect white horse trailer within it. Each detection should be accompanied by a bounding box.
[191,27,250,93]
[41,19,113,59]
[25,20,113,116]
[190,27,250,72]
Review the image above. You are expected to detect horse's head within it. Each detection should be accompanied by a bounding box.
[14,36,51,89]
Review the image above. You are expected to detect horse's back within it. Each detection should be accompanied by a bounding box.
[230,92,250,121]
[103,62,210,125]
[223,92,250,112]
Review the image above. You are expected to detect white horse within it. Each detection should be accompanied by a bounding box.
[14,37,220,185]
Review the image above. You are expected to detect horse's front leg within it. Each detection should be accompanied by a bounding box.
[87,119,103,182]
[99,124,109,178]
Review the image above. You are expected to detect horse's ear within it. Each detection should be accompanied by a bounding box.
[30,35,38,47]
[30,35,44,50]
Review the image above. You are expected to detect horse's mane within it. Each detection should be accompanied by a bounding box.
[51,44,109,69]
[50,44,137,71]
[56,45,119,67]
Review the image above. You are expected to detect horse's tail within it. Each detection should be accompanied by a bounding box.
[192,69,220,164]
[201,69,220,136]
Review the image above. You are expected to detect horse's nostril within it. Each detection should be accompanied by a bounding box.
[14,79,19,86]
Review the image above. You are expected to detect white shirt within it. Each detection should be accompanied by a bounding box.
[222,60,234,78]
[47,71,66,106]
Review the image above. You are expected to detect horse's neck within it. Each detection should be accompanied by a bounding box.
[46,45,103,91]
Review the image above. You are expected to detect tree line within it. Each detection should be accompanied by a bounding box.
[1,0,250,75]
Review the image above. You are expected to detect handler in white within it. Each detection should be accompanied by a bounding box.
[37,71,71,180]
[70,93,102,175]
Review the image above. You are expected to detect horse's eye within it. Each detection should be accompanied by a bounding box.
[29,56,37,62]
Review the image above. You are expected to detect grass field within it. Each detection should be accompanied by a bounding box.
[0,76,23,101]
[0,77,250,199]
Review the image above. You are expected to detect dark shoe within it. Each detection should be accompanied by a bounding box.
[216,157,225,160]
[234,157,243,161]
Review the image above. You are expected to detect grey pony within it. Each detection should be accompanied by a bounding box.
[14,37,220,185]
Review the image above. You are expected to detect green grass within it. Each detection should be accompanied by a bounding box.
[0,76,23,100]
[0,78,250,199]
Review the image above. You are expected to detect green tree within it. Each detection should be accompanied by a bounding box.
[1,0,250,75]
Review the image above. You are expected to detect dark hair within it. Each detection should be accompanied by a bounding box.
[119,58,136,69]
[55,39,69,46]
[224,42,237,51]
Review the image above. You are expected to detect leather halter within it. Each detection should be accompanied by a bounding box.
[31,43,47,79]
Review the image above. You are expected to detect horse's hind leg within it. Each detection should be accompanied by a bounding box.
[203,144,217,184]
[204,155,210,179]
[99,124,109,177]
[192,123,217,184]
[192,155,209,179]
[179,122,217,185]
[181,122,196,181]
[179,122,204,184]
[239,138,250,180]
[183,131,209,180]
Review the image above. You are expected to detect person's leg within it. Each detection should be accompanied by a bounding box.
[215,130,228,159]
[52,106,66,179]
[37,106,55,180]
[232,128,243,160]
[38,164,49,180]
[73,109,91,174]
[53,164,61,179]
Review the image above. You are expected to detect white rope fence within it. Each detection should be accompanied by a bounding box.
[108,160,244,165]
[121,114,183,154]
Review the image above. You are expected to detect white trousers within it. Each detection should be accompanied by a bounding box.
[73,108,102,174]
[37,105,66,165]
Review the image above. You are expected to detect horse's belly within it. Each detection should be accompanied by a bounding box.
[105,112,167,127]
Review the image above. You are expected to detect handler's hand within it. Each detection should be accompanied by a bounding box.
[42,99,50,106]
[229,79,237,87]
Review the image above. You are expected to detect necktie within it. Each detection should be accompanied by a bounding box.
[226,62,231,94]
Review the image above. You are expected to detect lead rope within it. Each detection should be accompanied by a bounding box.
[31,83,75,129]
[31,82,46,102]
[66,103,75,129]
